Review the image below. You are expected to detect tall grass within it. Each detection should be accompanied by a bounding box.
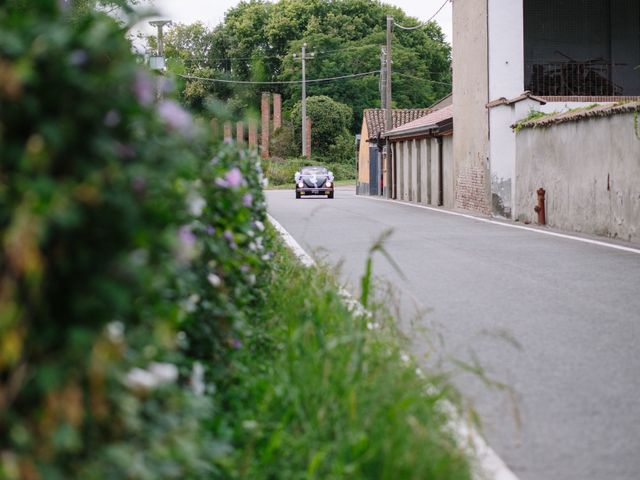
[220,230,473,479]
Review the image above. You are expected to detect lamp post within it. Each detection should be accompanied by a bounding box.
[149,20,171,71]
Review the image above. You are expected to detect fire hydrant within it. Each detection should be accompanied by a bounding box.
[534,188,546,225]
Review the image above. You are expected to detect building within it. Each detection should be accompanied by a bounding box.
[383,105,454,207]
[453,0,640,219]
[357,109,431,196]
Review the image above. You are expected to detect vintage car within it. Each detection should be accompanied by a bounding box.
[294,166,334,199]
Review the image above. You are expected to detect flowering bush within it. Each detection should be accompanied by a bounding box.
[0,2,269,477]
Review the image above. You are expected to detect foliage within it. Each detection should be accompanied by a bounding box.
[217,232,473,479]
[147,0,452,130]
[0,2,268,477]
[290,95,353,159]
[265,157,357,186]
[513,109,549,133]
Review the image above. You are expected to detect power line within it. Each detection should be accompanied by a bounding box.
[178,70,380,85]
[394,0,450,31]
[393,71,451,86]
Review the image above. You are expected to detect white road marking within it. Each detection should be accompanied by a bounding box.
[267,214,316,267]
[355,194,640,255]
[268,211,520,480]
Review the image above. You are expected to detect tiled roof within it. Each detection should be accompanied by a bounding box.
[364,109,431,140]
[515,101,640,130]
[486,91,547,108]
[384,105,453,137]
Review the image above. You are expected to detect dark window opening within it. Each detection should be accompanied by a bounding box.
[524,0,640,96]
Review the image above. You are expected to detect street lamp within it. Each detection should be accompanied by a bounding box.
[149,20,171,71]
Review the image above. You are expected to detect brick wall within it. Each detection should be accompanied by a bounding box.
[455,156,490,214]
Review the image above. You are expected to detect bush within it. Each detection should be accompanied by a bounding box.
[0,2,269,477]
[265,158,356,186]
[290,95,353,156]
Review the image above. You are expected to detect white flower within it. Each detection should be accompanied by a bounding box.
[149,362,179,383]
[184,294,200,313]
[187,193,206,217]
[207,273,221,287]
[191,362,205,396]
[106,321,125,342]
[254,220,265,232]
[400,353,410,364]
[125,362,178,391]
[249,242,257,252]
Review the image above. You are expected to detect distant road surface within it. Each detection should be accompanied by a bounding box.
[266,185,640,480]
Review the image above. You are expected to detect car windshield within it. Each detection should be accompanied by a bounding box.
[301,166,328,175]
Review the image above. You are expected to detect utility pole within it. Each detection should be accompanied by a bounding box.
[149,20,171,98]
[294,43,314,158]
[385,16,393,198]
[380,47,387,112]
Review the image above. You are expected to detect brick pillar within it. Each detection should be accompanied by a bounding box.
[223,121,232,144]
[273,93,282,131]
[261,92,270,159]
[210,118,220,141]
[236,121,244,145]
[248,119,258,148]
[305,117,312,159]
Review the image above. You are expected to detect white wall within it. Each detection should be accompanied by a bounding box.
[488,0,524,100]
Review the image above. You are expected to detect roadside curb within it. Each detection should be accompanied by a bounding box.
[267,212,520,480]
[355,195,640,255]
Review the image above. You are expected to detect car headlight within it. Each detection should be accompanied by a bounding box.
[297,182,304,188]
[326,181,332,188]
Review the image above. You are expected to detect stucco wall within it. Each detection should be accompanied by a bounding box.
[358,121,370,185]
[516,113,640,243]
[453,0,491,214]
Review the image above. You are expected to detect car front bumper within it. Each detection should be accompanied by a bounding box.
[296,187,333,195]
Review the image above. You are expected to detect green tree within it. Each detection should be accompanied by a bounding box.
[290,95,353,162]
[151,0,451,130]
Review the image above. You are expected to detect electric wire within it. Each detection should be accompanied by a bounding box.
[393,0,450,31]
[178,70,380,85]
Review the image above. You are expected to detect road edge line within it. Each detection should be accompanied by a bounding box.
[355,194,640,255]
[267,212,520,480]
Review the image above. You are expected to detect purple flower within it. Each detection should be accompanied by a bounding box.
[215,167,244,189]
[179,225,196,247]
[240,265,250,274]
[157,100,193,135]
[104,110,121,127]
[205,226,215,236]
[230,338,242,350]
[224,230,234,242]
[242,193,253,207]
[133,70,155,107]
[69,49,88,66]
[131,176,146,194]
[117,143,136,160]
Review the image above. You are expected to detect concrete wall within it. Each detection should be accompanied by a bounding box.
[516,113,640,243]
[453,0,491,214]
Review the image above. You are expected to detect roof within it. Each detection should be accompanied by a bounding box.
[363,109,432,141]
[384,105,453,139]
[487,91,547,109]
[514,101,640,130]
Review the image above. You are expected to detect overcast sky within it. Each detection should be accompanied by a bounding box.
[134,0,452,46]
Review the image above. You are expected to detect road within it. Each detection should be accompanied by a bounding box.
[266,185,640,480]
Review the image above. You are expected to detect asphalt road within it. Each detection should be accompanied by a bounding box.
[266,185,640,480]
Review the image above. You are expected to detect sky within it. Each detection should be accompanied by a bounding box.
[134,0,452,46]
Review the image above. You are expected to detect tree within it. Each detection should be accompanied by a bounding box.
[290,95,353,161]
[148,0,452,131]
